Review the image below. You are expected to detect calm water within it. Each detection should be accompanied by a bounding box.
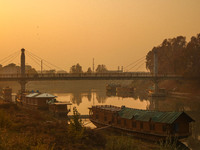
[1,80,200,150]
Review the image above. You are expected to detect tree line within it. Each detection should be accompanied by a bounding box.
[0,63,109,74]
[146,33,200,76]
[70,63,108,73]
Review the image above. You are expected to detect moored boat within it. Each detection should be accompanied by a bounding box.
[89,105,194,141]
[16,91,72,117]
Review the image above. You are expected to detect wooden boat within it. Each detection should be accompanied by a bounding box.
[89,105,194,141]
[2,87,12,102]
[49,102,72,117]
[16,91,72,117]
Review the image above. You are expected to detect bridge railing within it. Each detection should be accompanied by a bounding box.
[0,72,184,79]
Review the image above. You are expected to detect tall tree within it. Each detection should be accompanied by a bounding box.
[96,64,108,73]
[146,36,187,75]
[185,34,200,76]
[86,67,92,73]
[70,63,83,73]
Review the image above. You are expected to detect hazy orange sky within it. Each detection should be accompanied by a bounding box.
[0,0,200,72]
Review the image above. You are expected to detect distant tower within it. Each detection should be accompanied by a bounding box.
[21,48,25,77]
[20,48,26,94]
[93,58,95,72]
[121,66,123,72]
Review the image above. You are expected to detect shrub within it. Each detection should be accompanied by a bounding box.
[106,135,138,150]
[0,110,12,128]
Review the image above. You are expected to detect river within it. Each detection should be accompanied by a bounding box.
[1,80,200,150]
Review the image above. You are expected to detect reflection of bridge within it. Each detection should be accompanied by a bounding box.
[2,48,199,94]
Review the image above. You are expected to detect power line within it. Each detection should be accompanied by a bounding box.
[1,51,20,66]
[135,62,146,71]
[0,50,19,64]
[26,50,65,71]
[6,52,20,65]
[26,52,53,70]
[26,53,42,68]
[126,58,146,72]
[124,56,146,69]
[26,51,52,70]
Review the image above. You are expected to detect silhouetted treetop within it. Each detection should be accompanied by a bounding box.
[146,33,200,77]
[96,64,108,73]
[70,63,83,73]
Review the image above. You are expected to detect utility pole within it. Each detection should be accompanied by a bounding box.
[41,60,43,74]
[93,58,95,72]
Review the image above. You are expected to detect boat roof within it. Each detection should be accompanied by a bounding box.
[118,107,194,124]
[26,93,40,97]
[92,105,194,124]
[26,93,56,98]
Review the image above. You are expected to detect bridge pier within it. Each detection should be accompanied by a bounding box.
[149,49,165,97]
[154,79,159,94]
[19,80,27,94]
[20,48,26,94]
[153,49,159,96]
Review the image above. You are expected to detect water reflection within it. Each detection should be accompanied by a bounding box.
[56,91,200,150]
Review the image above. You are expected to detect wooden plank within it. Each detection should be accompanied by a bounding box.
[94,125,112,131]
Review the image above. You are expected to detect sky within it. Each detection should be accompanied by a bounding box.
[0,0,200,72]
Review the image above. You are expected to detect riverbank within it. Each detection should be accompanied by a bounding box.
[0,100,105,150]
[159,80,200,99]
[0,99,171,150]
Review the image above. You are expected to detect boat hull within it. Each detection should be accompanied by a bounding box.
[90,119,186,142]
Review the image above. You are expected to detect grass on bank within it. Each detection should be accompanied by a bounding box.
[0,101,188,150]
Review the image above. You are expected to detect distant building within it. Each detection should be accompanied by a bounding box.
[0,63,37,75]
[40,69,56,74]
[0,63,20,74]
[107,70,123,73]
[57,70,67,74]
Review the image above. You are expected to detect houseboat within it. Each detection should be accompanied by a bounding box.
[89,105,194,141]
[16,92,72,116]
[49,102,72,117]
[21,92,57,109]
[2,87,12,102]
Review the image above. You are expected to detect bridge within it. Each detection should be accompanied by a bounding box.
[0,48,199,95]
[0,72,196,81]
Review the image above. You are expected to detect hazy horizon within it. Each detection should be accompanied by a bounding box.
[0,0,200,72]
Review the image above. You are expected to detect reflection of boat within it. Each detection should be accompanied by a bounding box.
[148,88,167,97]
[89,105,194,141]
[116,86,135,97]
[106,84,135,97]
[106,91,116,97]
[106,84,121,92]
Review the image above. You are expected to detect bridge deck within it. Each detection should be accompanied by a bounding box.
[0,73,196,81]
